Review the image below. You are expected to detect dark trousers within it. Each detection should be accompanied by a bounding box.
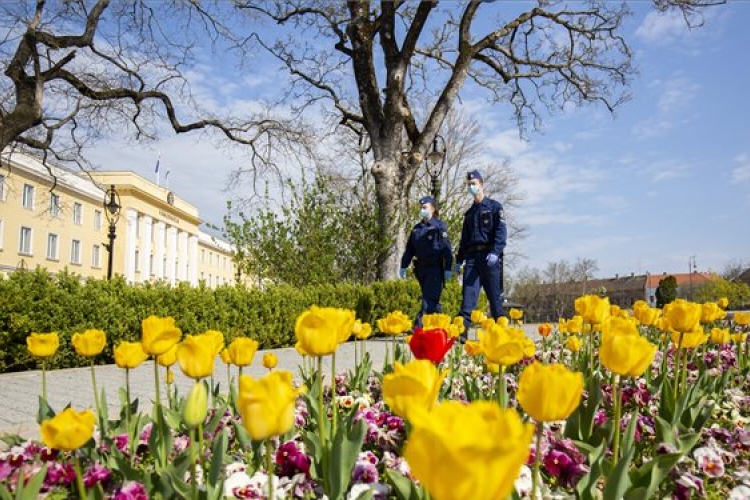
[415,265,444,328]
[459,252,504,330]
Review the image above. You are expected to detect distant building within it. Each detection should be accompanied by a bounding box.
[513,271,719,321]
[736,268,750,287]
[0,151,236,287]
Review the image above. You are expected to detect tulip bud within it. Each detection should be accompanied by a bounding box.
[183,382,208,428]
[262,353,278,370]
[165,367,174,385]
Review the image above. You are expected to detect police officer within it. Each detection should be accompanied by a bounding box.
[455,170,507,337]
[399,196,454,328]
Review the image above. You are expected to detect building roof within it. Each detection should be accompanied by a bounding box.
[736,268,750,286]
[645,272,717,288]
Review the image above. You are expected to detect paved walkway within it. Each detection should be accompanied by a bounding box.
[0,324,540,442]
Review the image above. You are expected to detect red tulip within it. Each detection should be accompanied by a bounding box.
[408,328,456,364]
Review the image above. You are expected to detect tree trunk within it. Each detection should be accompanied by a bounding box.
[371,157,409,281]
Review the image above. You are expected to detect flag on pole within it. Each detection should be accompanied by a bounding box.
[165,170,171,190]
[155,152,161,186]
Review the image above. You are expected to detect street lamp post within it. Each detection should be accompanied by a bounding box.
[103,184,121,280]
[426,134,447,204]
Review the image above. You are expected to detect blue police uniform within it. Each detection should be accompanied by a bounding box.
[456,173,507,332]
[400,212,453,328]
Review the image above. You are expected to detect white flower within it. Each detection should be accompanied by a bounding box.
[347,483,371,500]
[693,446,725,478]
[515,465,533,497]
[224,471,252,498]
[224,462,248,477]
[729,485,750,500]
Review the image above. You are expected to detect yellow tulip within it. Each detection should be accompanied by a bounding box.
[471,310,487,324]
[165,367,174,385]
[157,344,178,367]
[464,340,483,356]
[446,325,461,338]
[295,341,309,357]
[377,310,413,335]
[733,311,750,326]
[238,370,305,440]
[40,408,96,451]
[521,337,536,358]
[351,320,373,340]
[701,302,726,323]
[633,300,661,326]
[228,337,259,367]
[610,305,621,317]
[26,332,59,358]
[574,295,610,325]
[508,308,523,321]
[220,348,231,365]
[496,316,510,328]
[478,325,524,367]
[600,332,657,377]
[601,316,639,342]
[671,328,708,349]
[481,318,496,330]
[731,333,748,343]
[203,330,225,356]
[565,336,582,352]
[718,297,729,309]
[295,306,354,356]
[114,341,148,369]
[663,299,702,333]
[141,316,182,356]
[177,335,215,380]
[382,360,445,420]
[566,316,583,334]
[452,316,466,335]
[422,313,452,330]
[71,329,106,357]
[517,362,583,422]
[263,353,278,370]
[183,381,209,428]
[558,318,568,334]
[404,401,533,500]
[710,327,731,345]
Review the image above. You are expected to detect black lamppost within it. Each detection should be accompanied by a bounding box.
[426,134,447,203]
[103,184,121,280]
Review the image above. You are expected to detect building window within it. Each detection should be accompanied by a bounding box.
[0,174,5,201]
[150,255,155,276]
[201,249,205,263]
[92,244,101,268]
[72,202,82,225]
[71,239,81,264]
[19,226,33,255]
[49,193,61,218]
[22,184,34,209]
[94,210,102,231]
[135,250,140,272]
[46,233,58,260]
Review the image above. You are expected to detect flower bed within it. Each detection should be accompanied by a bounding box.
[2,299,750,499]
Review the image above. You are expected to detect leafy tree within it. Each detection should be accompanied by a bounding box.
[695,277,750,309]
[656,275,678,308]
[224,174,389,286]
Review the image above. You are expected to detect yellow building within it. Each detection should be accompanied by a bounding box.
[0,151,236,287]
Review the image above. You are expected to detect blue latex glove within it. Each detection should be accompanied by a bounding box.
[399,268,407,279]
[444,270,452,281]
[454,263,462,274]
[486,253,500,266]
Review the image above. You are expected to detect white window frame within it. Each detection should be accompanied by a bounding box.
[46,233,59,260]
[19,226,33,255]
[22,184,35,210]
[92,244,101,268]
[49,193,61,218]
[94,210,102,231]
[71,239,81,264]
[72,202,82,225]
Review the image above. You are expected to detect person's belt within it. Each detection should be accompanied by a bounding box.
[466,244,492,253]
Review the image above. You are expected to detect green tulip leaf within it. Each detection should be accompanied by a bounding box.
[208,429,228,486]
[574,441,606,500]
[329,414,367,500]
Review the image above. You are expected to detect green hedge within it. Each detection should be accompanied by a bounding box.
[0,268,476,373]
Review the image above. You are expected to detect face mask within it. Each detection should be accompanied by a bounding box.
[419,208,432,220]
[468,185,481,196]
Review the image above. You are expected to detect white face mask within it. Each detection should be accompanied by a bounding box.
[468,184,481,196]
[419,208,432,220]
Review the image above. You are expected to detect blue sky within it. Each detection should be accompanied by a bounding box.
[86,2,750,280]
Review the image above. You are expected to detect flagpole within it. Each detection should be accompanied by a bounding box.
[155,152,161,187]
[165,170,171,190]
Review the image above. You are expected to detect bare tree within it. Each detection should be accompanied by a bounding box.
[721,258,750,281]
[573,257,599,294]
[239,0,722,280]
[0,0,305,173]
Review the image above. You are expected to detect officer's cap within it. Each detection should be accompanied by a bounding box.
[419,196,437,206]
[467,170,483,182]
